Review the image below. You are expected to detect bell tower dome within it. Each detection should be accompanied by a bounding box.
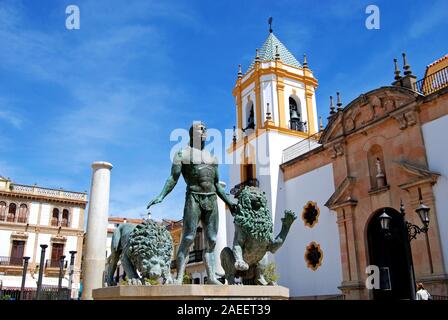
[232,29,319,138]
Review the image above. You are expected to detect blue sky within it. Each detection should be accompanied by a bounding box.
[0,0,446,221]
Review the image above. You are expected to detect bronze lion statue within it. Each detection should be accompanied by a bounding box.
[220,186,297,285]
[105,219,173,286]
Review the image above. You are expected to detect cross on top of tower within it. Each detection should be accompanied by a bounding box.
[268,17,273,33]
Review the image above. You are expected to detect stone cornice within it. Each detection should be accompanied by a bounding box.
[0,190,87,207]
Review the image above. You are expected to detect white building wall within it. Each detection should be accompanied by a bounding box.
[28,203,40,225]
[265,131,305,222]
[40,204,51,226]
[0,230,12,256]
[226,131,303,246]
[25,233,36,258]
[36,234,52,260]
[422,114,448,272]
[71,207,80,229]
[65,236,78,257]
[274,163,342,297]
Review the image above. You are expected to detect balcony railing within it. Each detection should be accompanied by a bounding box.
[17,216,27,223]
[230,179,259,196]
[0,256,24,266]
[0,286,71,300]
[170,249,204,269]
[9,183,87,201]
[188,250,204,264]
[45,259,68,269]
[414,66,448,95]
[282,132,321,163]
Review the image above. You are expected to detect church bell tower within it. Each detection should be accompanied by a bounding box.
[227,22,319,225]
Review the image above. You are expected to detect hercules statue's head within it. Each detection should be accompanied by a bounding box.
[189,121,207,149]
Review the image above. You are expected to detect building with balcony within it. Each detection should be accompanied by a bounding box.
[165,219,208,284]
[0,177,87,298]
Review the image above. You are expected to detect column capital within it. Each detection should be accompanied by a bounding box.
[91,161,113,170]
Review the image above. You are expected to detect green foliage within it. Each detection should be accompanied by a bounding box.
[0,294,12,300]
[119,277,128,286]
[144,278,160,285]
[183,273,192,284]
[263,262,279,284]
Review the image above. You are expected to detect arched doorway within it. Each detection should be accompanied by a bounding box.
[367,208,414,300]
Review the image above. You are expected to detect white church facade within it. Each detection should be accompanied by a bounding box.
[221,28,448,299]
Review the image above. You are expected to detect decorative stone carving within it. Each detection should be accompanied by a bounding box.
[369,95,382,120]
[405,110,417,126]
[375,158,386,188]
[383,98,396,112]
[393,109,417,130]
[344,117,356,132]
[329,142,344,158]
[393,113,408,129]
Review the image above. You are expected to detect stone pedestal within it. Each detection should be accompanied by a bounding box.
[82,161,113,300]
[93,285,289,300]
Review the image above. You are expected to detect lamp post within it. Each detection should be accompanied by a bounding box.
[379,196,431,300]
[19,256,30,300]
[57,255,66,300]
[35,244,48,300]
[67,251,77,299]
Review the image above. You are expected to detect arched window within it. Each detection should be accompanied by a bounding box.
[51,208,60,226]
[0,202,6,221]
[62,209,70,227]
[289,97,305,132]
[17,204,28,223]
[289,96,299,114]
[243,102,255,132]
[7,203,16,222]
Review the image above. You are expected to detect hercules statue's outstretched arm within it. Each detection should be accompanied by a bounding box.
[147,151,182,209]
[214,166,237,214]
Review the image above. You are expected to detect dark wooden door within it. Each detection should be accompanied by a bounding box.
[10,240,25,265]
[51,243,64,267]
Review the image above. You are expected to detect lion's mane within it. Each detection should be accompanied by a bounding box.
[234,186,273,241]
[128,219,173,269]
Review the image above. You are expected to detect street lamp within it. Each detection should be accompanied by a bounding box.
[378,195,431,300]
[378,210,392,232]
[378,199,430,241]
[415,201,430,227]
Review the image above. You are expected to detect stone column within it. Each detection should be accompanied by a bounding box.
[214,181,228,276]
[82,161,112,300]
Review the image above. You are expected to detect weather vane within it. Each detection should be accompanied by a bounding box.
[268,17,273,33]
